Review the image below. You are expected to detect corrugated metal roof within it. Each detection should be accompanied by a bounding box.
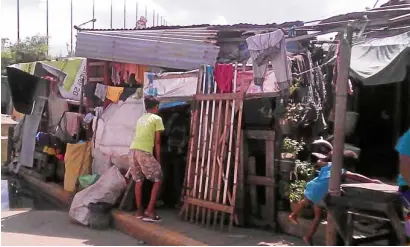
[75,27,220,70]
[78,21,304,32]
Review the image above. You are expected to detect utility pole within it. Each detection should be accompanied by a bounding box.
[157,13,159,26]
[17,0,20,43]
[153,10,155,27]
[46,0,49,54]
[123,0,126,28]
[70,0,73,56]
[110,0,113,29]
[326,23,354,246]
[145,6,147,19]
[92,0,95,29]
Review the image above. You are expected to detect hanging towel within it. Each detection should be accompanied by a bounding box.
[119,87,137,101]
[106,86,124,103]
[65,112,83,137]
[94,84,108,101]
[214,64,234,93]
[246,29,292,90]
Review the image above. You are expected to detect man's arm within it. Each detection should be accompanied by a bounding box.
[399,154,410,185]
[344,171,383,184]
[154,131,161,164]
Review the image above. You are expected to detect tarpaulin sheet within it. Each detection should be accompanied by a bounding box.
[11,58,86,101]
[350,31,410,85]
[64,141,92,192]
[144,71,198,98]
[94,96,145,158]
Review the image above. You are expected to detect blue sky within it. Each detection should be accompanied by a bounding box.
[1,0,381,56]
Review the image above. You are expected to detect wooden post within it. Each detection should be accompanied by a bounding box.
[326,24,354,246]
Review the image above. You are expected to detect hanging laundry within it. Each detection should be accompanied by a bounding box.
[106,86,124,103]
[95,83,108,101]
[214,64,234,93]
[111,63,122,85]
[135,65,147,84]
[246,29,292,91]
[119,87,137,101]
[65,112,83,137]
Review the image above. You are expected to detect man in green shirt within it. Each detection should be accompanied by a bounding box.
[129,96,164,222]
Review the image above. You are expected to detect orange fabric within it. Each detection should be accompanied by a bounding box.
[106,86,124,103]
[135,65,148,84]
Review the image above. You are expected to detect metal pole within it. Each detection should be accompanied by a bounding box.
[17,0,20,43]
[110,0,113,29]
[136,1,138,23]
[92,0,95,29]
[157,13,159,27]
[145,6,147,19]
[153,10,155,27]
[70,0,73,56]
[46,0,49,55]
[160,16,163,26]
[123,0,126,28]
[326,23,354,246]
[76,76,85,142]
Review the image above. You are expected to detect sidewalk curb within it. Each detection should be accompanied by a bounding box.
[19,169,207,246]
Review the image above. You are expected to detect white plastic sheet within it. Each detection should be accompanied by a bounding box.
[94,96,144,157]
[69,166,126,225]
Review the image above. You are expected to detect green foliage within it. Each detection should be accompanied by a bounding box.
[281,138,305,158]
[1,35,49,75]
[284,102,305,125]
[289,180,307,203]
[289,161,315,203]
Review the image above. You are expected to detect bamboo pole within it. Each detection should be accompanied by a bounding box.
[206,98,223,228]
[191,66,207,223]
[228,93,243,232]
[326,24,353,246]
[220,63,238,231]
[213,99,230,229]
[182,66,204,221]
[197,66,211,222]
[202,68,217,225]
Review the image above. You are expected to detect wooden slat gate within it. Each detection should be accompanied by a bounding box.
[180,65,244,231]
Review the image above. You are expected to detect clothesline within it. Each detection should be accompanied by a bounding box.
[292,56,336,77]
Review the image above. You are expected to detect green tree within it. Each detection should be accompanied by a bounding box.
[1,35,49,75]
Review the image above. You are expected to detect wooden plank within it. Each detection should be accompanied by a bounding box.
[248,156,258,215]
[265,138,275,230]
[235,130,247,226]
[244,130,275,140]
[195,93,243,101]
[247,175,275,187]
[184,197,234,214]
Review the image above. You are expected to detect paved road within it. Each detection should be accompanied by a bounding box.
[1,210,143,246]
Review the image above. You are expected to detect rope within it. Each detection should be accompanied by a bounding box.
[291,56,336,77]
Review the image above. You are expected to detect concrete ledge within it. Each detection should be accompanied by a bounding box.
[19,168,73,206]
[19,170,207,246]
[113,211,206,246]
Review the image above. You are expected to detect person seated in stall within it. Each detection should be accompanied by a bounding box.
[288,139,382,246]
[128,95,165,222]
[395,128,410,241]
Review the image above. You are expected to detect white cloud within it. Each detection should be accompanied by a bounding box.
[211,16,228,25]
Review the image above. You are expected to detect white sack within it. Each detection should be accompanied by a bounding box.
[69,166,127,225]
